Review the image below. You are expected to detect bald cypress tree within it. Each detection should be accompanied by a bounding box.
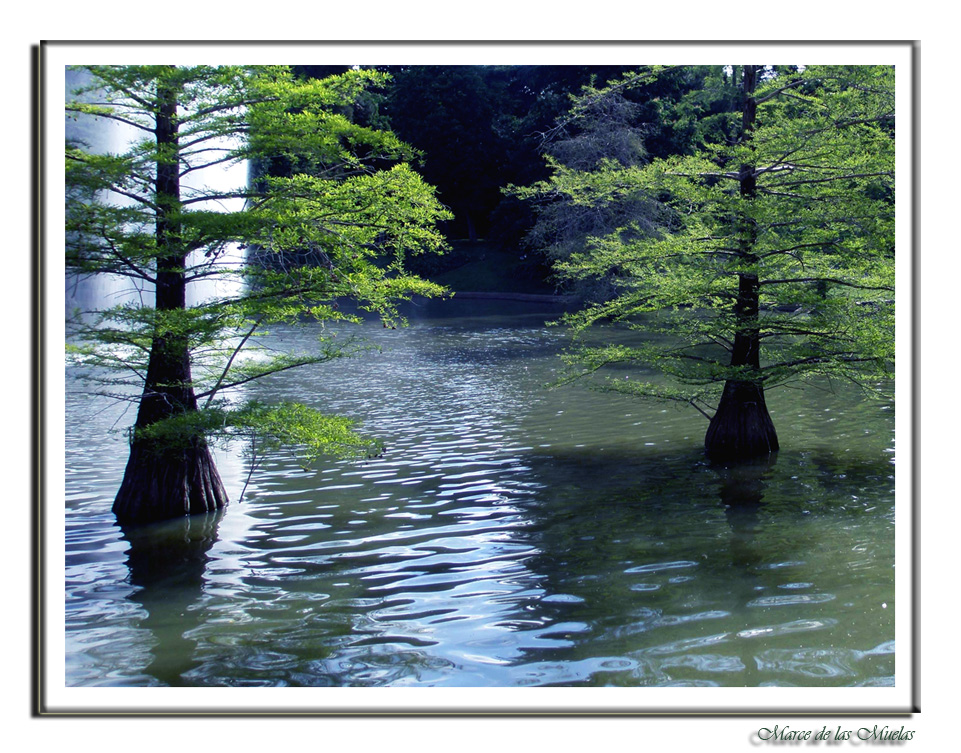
[521,65,895,460]
[66,66,450,524]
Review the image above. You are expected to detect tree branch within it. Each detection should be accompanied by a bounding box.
[765,171,893,188]
[193,355,339,399]
[65,105,155,134]
[202,318,263,408]
[759,276,893,292]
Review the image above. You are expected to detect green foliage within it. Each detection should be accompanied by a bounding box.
[506,66,727,301]
[66,65,451,474]
[525,65,895,414]
[135,401,382,464]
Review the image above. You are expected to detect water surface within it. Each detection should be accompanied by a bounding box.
[64,298,896,688]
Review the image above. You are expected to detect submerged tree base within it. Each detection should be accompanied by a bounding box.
[705,380,779,461]
[113,438,228,526]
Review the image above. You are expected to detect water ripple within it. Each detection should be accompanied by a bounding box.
[64,304,897,688]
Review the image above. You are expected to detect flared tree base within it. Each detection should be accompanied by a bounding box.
[705,380,779,461]
[113,437,228,526]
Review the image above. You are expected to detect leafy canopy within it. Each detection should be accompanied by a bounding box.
[519,65,895,417]
[66,65,451,466]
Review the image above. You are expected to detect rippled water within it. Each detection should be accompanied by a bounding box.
[64,298,896,688]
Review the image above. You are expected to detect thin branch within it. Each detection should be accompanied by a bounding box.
[765,171,893,189]
[180,191,266,207]
[540,66,680,144]
[666,170,740,181]
[102,237,157,283]
[759,276,893,292]
[761,354,880,371]
[203,318,263,408]
[238,436,258,504]
[193,356,338,399]
[688,399,714,421]
[179,151,242,178]
[65,105,155,134]
[754,78,806,104]
[759,242,839,258]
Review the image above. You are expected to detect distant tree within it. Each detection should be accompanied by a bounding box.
[382,65,637,247]
[508,66,732,297]
[382,66,505,241]
[511,82,666,301]
[66,65,450,525]
[521,65,895,460]
[487,64,633,178]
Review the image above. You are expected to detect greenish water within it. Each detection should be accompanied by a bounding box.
[64,298,895,688]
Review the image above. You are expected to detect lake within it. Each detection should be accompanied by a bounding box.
[63,297,895,689]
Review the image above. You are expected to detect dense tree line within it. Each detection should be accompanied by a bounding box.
[283,65,745,289]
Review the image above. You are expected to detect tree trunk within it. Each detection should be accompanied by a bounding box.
[704,65,779,461]
[112,72,228,526]
[114,438,227,525]
[464,207,478,242]
[705,379,779,460]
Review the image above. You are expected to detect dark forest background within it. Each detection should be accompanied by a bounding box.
[290,65,740,296]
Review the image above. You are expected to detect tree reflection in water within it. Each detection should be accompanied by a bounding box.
[120,511,223,686]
